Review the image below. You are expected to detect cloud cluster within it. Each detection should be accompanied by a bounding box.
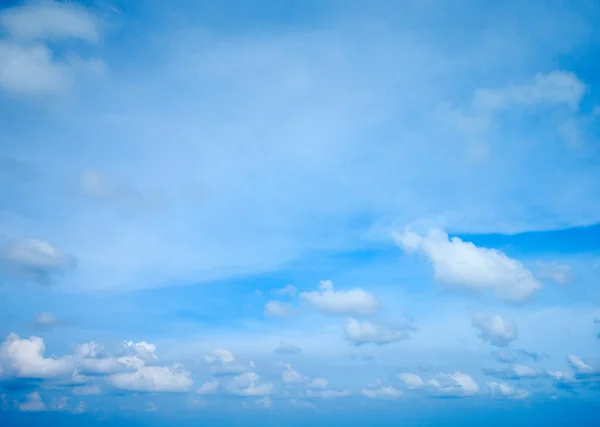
[344,318,412,346]
[301,280,379,316]
[471,314,518,347]
[396,371,479,397]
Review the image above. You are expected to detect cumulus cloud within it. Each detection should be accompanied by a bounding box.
[33,312,60,328]
[0,333,72,379]
[107,363,193,393]
[264,300,293,317]
[197,380,219,395]
[397,373,425,390]
[361,384,402,399]
[393,228,541,302]
[428,372,479,397]
[204,348,250,376]
[486,382,529,399]
[228,372,274,397]
[0,2,103,95]
[471,314,518,347]
[121,341,157,362]
[275,341,302,355]
[344,318,412,346]
[0,238,75,284]
[72,342,129,376]
[280,362,308,384]
[300,280,379,316]
[19,392,46,412]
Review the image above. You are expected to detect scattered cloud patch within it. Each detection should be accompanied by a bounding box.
[197,380,219,395]
[344,318,412,346]
[19,392,46,412]
[487,382,529,399]
[204,348,249,376]
[72,385,101,395]
[536,261,571,284]
[228,372,273,397]
[33,312,60,328]
[280,362,308,385]
[427,372,479,397]
[306,389,352,399]
[300,280,379,316]
[107,363,193,393]
[275,341,302,355]
[272,285,297,297]
[393,228,541,302]
[264,300,293,317]
[306,378,329,390]
[0,333,72,379]
[397,373,425,390]
[484,364,540,380]
[471,314,518,347]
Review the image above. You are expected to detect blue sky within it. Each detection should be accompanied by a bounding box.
[1,0,600,425]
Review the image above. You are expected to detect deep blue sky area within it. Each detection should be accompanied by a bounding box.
[1,0,599,426]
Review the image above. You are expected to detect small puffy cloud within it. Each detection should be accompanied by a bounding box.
[361,385,402,399]
[300,280,379,316]
[393,228,541,302]
[197,380,219,395]
[107,363,193,393]
[121,341,157,362]
[471,314,518,347]
[0,1,99,42]
[306,389,352,399]
[484,364,540,380]
[487,382,529,399]
[228,372,274,397]
[72,341,128,376]
[72,385,101,395]
[397,373,425,390]
[344,318,412,346]
[536,261,571,285]
[428,372,479,397]
[0,333,73,379]
[204,348,249,376]
[0,238,75,284]
[272,285,297,297]
[275,341,302,355]
[306,377,329,389]
[264,300,293,317]
[34,312,59,328]
[19,392,46,412]
[280,362,308,384]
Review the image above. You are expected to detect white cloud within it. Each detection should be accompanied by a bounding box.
[344,318,411,346]
[275,341,302,354]
[0,1,99,42]
[272,284,297,297]
[280,362,308,384]
[197,380,219,395]
[204,348,235,365]
[396,373,425,390]
[19,392,46,412]
[471,314,518,347]
[107,363,193,393]
[486,382,529,399]
[204,348,249,375]
[0,333,73,379]
[228,372,274,397]
[72,342,129,376]
[306,389,352,399]
[121,341,157,362]
[484,364,540,380]
[49,396,69,412]
[393,228,541,302]
[306,378,329,389]
[428,372,479,397]
[361,386,402,399]
[72,385,101,395]
[536,261,571,285]
[264,300,293,317]
[567,353,597,376]
[301,280,379,316]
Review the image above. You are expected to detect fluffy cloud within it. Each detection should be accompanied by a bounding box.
[393,228,541,302]
[19,392,46,412]
[197,380,219,395]
[0,333,72,379]
[300,280,379,316]
[33,312,60,328]
[471,314,518,347]
[121,341,157,362]
[486,382,529,399]
[275,341,302,355]
[204,348,250,376]
[228,372,274,397]
[280,362,308,384]
[396,373,425,390]
[72,342,129,376]
[0,238,75,284]
[264,300,293,317]
[107,363,193,393]
[428,372,479,397]
[344,318,412,346]
[0,1,103,95]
